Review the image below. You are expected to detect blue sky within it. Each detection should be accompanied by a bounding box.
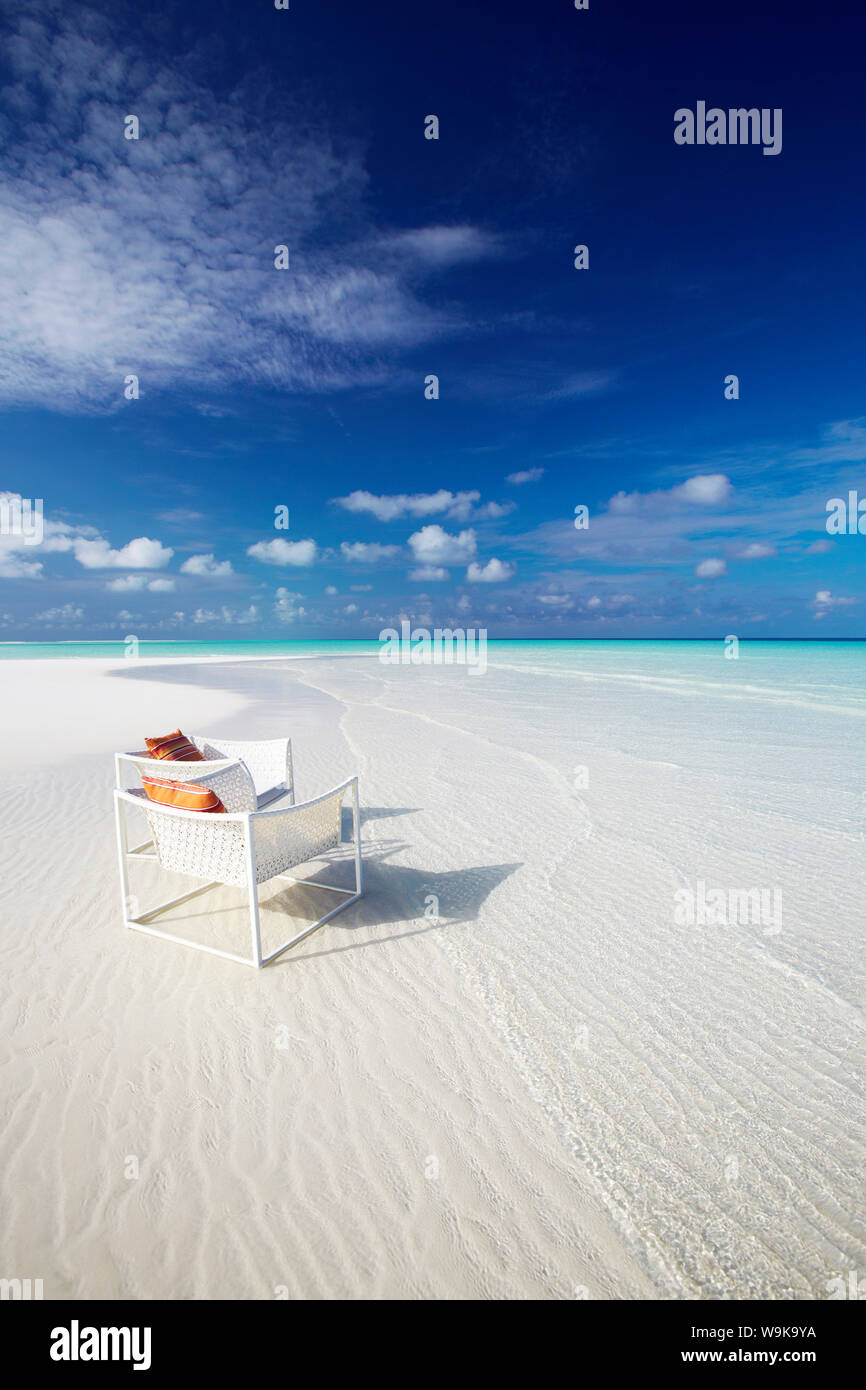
[1,0,864,639]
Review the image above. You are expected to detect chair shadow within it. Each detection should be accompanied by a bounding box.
[264,839,522,965]
[357,806,421,824]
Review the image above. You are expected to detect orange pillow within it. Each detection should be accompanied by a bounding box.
[144,729,203,762]
[141,775,226,813]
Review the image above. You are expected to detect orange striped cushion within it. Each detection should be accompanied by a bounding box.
[144,729,203,762]
[141,775,226,813]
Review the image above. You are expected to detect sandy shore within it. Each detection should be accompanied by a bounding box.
[1,653,863,1299]
[0,656,652,1299]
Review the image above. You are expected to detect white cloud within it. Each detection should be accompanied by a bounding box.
[610,474,732,515]
[193,604,259,625]
[0,491,94,577]
[350,584,372,591]
[538,593,572,608]
[324,585,338,595]
[466,557,515,583]
[247,538,317,567]
[107,574,175,592]
[75,536,173,569]
[673,474,732,506]
[409,566,449,581]
[408,525,476,565]
[736,542,776,559]
[380,225,499,267]
[695,558,726,578]
[812,589,859,617]
[0,8,476,411]
[507,468,544,485]
[0,551,43,579]
[334,489,480,522]
[33,603,84,623]
[274,588,306,623]
[474,500,515,519]
[340,541,401,563]
[180,554,234,578]
[344,603,358,614]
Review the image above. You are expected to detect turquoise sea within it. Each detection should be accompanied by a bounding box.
[2,636,864,702]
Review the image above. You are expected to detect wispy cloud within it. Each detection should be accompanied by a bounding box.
[0,5,494,411]
[334,489,480,522]
[340,541,401,563]
[507,467,544,485]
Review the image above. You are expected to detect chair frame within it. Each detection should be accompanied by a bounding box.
[113,777,362,969]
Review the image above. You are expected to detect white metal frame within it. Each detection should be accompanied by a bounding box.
[113,777,363,968]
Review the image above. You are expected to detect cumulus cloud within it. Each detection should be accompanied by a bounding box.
[466,557,515,582]
[340,541,400,563]
[33,603,84,623]
[274,588,306,623]
[247,538,318,567]
[193,604,259,625]
[673,475,733,506]
[107,574,175,592]
[695,558,726,578]
[0,491,94,577]
[610,474,732,515]
[74,536,173,569]
[408,525,476,565]
[507,468,544,485]
[409,566,449,581]
[812,589,859,618]
[179,554,234,578]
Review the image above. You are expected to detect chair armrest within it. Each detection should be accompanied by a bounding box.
[248,778,358,883]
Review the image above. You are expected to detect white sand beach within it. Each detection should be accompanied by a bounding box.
[1,651,864,1300]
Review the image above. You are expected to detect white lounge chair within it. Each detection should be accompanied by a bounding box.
[113,763,362,968]
[115,733,294,808]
